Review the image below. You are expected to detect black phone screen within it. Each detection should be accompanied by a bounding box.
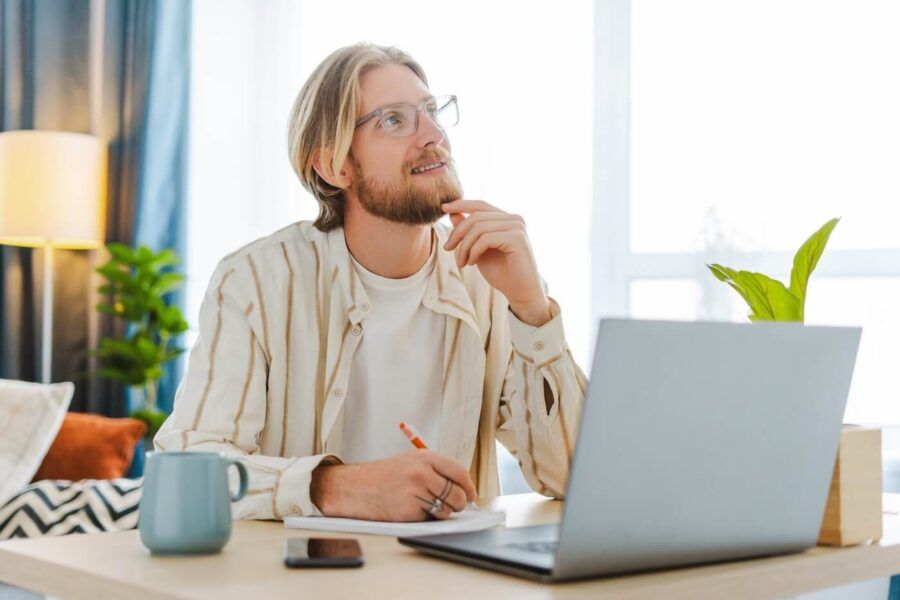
[283,537,364,568]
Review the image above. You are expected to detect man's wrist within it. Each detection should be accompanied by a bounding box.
[509,295,553,327]
[310,463,347,515]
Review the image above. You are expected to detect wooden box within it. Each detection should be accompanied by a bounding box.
[817,425,882,547]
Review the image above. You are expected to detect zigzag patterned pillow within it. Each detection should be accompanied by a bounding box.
[0,479,142,540]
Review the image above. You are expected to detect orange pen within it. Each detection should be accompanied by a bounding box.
[398,421,480,511]
[399,422,428,449]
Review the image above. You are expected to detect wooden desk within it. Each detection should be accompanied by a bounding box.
[1,493,900,599]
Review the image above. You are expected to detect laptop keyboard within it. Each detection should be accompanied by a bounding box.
[505,540,559,555]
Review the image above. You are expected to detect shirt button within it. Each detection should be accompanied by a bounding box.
[351,326,361,336]
[332,388,343,397]
[534,341,545,351]
[290,504,302,515]
[360,303,369,312]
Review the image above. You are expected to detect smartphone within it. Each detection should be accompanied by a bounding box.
[283,537,364,568]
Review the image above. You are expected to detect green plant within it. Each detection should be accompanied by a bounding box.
[92,243,188,437]
[706,218,840,323]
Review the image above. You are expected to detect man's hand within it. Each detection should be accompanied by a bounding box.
[310,450,478,522]
[442,199,552,327]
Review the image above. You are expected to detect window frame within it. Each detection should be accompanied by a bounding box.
[591,0,900,330]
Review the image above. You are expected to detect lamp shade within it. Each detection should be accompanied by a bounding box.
[0,130,107,249]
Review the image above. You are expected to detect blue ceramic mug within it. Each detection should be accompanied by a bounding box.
[138,451,248,555]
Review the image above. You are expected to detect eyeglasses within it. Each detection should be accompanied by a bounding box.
[354,95,458,138]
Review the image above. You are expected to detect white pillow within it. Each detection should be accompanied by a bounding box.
[0,379,74,504]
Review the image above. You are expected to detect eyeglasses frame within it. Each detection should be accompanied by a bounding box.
[354,94,458,137]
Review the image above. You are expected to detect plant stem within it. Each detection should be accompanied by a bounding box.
[146,380,158,413]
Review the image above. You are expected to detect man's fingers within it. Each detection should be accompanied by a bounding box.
[444,212,523,252]
[414,494,450,520]
[425,474,468,513]
[417,471,463,520]
[453,220,525,266]
[444,483,468,512]
[441,198,501,215]
[424,452,478,502]
[464,230,521,265]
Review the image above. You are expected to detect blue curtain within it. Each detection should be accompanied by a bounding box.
[0,0,190,415]
[130,0,190,413]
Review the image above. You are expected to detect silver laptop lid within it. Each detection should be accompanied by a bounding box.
[554,319,861,579]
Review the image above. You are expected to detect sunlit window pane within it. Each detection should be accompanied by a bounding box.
[806,277,900,424]
[629,279,702,320]
[630,0,900,254]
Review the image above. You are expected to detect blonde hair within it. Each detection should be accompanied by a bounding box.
[287,43,429,231]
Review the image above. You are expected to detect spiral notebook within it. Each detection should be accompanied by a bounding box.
[284,508,506,537]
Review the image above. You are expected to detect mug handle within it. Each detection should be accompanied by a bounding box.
[228,459,249,502]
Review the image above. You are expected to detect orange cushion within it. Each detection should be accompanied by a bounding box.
[32,412,147,481]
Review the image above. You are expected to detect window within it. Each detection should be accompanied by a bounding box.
[595,0,900,423]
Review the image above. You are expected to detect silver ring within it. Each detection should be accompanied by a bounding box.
[427,497,444,515]
[439,478,453,502]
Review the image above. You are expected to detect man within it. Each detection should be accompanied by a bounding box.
[155,43,587,522]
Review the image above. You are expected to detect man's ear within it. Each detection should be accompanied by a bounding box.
[312,149,353,189]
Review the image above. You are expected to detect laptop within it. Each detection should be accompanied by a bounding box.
[399,318,861,582]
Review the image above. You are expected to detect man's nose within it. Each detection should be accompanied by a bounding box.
[416,109,445,147]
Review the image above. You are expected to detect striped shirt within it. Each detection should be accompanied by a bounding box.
[154,221,587,520]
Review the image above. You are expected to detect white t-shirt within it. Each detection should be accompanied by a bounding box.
[340,247,446,464]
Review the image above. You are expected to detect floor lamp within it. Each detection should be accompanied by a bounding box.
[0,130,107,384]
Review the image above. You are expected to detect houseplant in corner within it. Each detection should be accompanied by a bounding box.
[92,243,188,463]
[707,217,882,547]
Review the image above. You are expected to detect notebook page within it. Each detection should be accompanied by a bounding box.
[284,508,506,537]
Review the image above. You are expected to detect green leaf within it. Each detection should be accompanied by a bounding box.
[129,407,169,438]
[117,298,146,322]
[137,245,155,266]
[95,303,119,316]
[107,243,136,264]
[789,217,840,320]
[170,319,188,334]
[731,271,777,321]
[150,249,180,269]
[706,264,802,322]
[135,336,161,363]
[97,258,124,272]
[145,365,164,380]
[152,272,185,296]
[164,347,185,361]
[96,368,139,384]
[158,305,188,333]
[707,264,777,320]
[96,263,131,284]
[737,271,802,322]
[97,338,142,360]
[707,264,754,309]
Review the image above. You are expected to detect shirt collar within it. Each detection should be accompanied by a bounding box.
[327,224,480,334]
[425,225,481,336]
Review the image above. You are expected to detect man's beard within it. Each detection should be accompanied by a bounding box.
[350,154,464,225]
